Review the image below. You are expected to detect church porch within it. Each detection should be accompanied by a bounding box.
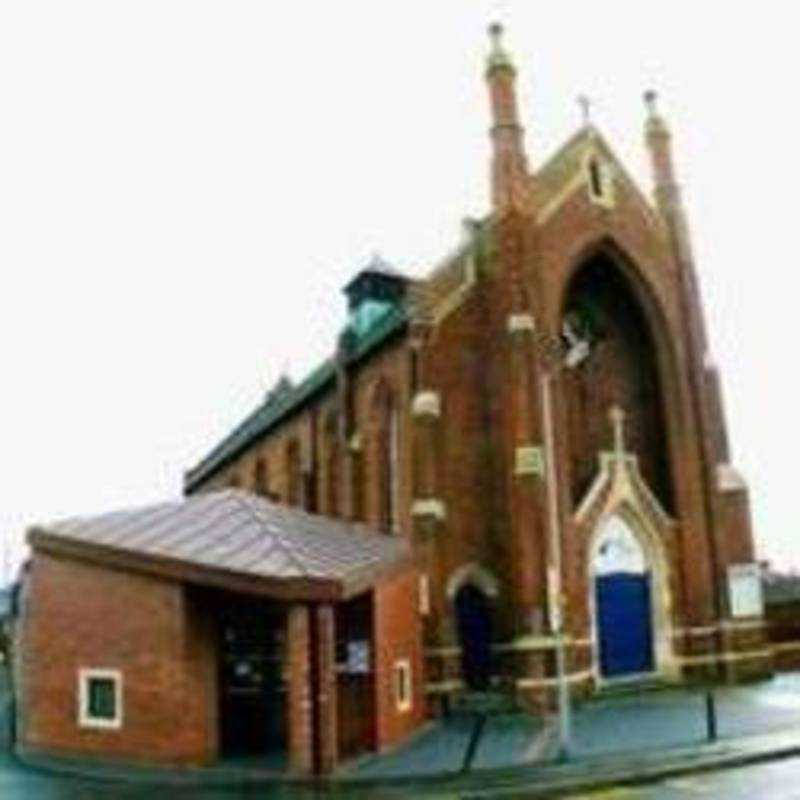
[20,490,423,775]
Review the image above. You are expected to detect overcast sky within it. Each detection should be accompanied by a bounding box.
[1,1,797,582]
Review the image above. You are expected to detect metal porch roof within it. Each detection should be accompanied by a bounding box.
[28,490,412,602]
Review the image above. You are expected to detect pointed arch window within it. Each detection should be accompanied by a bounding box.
[324,412,341,517]
[586,155,614,208]
[589,158,604,199]
[254,458,269,497]
[286,439,301,507]
[373,381,400,534]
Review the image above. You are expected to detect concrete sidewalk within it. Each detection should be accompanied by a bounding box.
[8,675,800,798]
[14,727,800,799]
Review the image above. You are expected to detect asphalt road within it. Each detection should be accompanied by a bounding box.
[562,757,800,799]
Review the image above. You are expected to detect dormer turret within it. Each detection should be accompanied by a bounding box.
[343,255,407,337]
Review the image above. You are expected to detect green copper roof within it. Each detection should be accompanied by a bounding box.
[185,304,407,491]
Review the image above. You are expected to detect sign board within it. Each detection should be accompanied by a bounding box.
[547,565,562,631]
[515,445,545,477]
[346,640,371,674]
[728,563,764,618]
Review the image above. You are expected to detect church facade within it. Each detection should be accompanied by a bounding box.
[17,25,768,775]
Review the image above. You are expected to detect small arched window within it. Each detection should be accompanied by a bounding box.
[589,157,604,199]
[372,381,399,534]
[324,412,340,517]
[286,439,301,507]
[254,458,269,497]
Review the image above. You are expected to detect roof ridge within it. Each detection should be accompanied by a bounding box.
[227,492,312,578]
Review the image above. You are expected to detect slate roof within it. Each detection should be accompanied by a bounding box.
[183,125,639,493]
[29,490,412,602]
[184,304,407,492]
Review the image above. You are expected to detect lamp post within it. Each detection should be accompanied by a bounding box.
[534,330,572,761]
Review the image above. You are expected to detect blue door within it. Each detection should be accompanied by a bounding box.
[595,572,654,677]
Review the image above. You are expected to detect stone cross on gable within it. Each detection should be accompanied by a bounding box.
[578,94,592,125]
[609,404,627,456]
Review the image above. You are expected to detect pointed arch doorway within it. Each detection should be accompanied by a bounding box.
[592,515,655,679]
[448,564,499,691]
[455,584,492,690]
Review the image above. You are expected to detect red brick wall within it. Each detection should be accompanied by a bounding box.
[372,571,425,751]
[20,551,216,766]
[286,604,312,774]
[187,124,760,696]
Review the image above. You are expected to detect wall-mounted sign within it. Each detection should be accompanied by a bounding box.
[346,640,371,674]
[728,563,764,619]
[515,445,545,477]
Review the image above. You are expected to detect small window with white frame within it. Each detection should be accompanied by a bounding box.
[585,154,615,208]
[419,573,430,616]
[78,668,123,730]
[394,658,412,713]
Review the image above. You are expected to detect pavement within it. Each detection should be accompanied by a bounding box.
[6,673,800,797]
[339,674,800,780]
[560,759,800,799]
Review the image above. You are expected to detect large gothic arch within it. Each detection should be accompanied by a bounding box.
[556,240,681,514]
[554,237,683,409]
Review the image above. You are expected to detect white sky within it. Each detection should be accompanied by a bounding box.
[1,1,798,582]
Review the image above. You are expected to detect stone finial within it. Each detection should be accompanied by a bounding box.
[488,21,504,48]
[609,404,627,456]
[487,21,514,71]
[644,89,658,117]
[644,89,669,136]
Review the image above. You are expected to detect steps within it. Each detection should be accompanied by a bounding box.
[451,689,519,716]
[595,676,673,699]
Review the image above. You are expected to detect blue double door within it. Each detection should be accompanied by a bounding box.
[595,572,654,678]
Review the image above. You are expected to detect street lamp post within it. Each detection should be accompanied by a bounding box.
[535,331,572,761]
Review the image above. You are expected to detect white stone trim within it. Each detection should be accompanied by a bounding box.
[411,391,441,419]
[425,645,462,658]
[347,431,362,453]
[672,626,718,638]
[78,668,123,730]
[446,563,500,600]
[506,313,536,334]
[587,506,678,685]
[676,649,772,666]
[431,253,479,326]
[717,463,747,493]
[492,636,593,653]
[411,498,446,521]
[771,641,800,654]
[514,445,545,477]
[672,619,766,638]
[720,618,766,631]
[516,669,593,690]
[425,679,464,694]
[418,573,431,616]
[394,658,412,713]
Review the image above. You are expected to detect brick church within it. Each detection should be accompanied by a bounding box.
[16,25,768,775]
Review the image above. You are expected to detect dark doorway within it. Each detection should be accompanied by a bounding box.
[336,593,376,761]
[455,585,493,690]
[595,573,654,677]
[218,598,287,763]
